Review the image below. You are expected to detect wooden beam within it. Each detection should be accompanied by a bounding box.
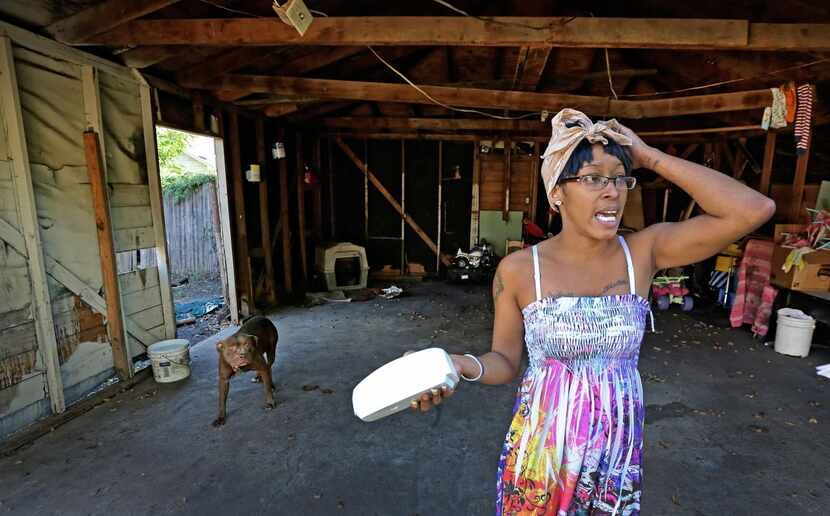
[436,141,443,271]
[513,47,552,91]
[504,140,512,221]
[312,138,324,241]
[759,131,777,196]
[277,127,293,294]
[530,142,540,221]
[213,124,240,324]
[322,117,547,132]
[47,0,182,44]
[335,137,451,266]
[0,36,65,413]
[295,132,308,284]
[264,103,303,118]
[470,142,481,247]
[791,140,812,223]
[177,47,281,88]
[195,75,773,118]
[256,118,276,305]
[327,138,335,238]
[82,17,830,51]
[136,74,176,339]
[228,112,254,315]
[118,45,181,68]
[83,131,131,380]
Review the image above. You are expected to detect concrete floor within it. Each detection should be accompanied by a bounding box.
[0,281,828,515]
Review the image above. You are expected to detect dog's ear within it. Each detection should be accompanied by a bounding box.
[250,335,259,345]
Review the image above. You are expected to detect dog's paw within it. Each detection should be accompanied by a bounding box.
[211,417,226,427]
[264,401,276,410]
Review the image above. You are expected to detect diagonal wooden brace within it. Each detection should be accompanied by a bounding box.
[334,137,450,266]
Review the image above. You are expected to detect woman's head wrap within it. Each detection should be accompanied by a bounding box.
[540,108,632,197]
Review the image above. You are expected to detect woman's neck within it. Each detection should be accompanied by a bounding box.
[549,226,617,263]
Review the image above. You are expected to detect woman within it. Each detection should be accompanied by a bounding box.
[414,109,775,515]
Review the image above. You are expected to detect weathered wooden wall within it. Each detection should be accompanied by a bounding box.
[0,30,174,438]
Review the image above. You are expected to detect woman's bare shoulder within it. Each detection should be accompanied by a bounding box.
[495,246,534,289]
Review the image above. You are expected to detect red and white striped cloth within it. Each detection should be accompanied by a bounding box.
[794,84,814,155]
[730,239,778,337]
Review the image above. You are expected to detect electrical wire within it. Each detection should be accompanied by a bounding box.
[368,46,541,120]
[604,48,618,100]
[618,58,830,97]
[430,0,576,31]
[197,0,266,18]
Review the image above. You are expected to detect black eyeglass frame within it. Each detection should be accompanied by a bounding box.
[558,175,637,191]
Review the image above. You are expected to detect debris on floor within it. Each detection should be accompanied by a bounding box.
[175,296,224,320]
[380,286,403,299]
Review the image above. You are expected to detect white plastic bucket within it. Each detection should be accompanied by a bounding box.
[774,309,816,358]
[147,339,191,383]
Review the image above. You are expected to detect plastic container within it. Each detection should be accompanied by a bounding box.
[774,308,816,358]
[147,339,191,383]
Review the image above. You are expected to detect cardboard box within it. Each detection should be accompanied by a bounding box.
[770,246,830,292]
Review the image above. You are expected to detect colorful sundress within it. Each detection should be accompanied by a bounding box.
[496,236,648,515]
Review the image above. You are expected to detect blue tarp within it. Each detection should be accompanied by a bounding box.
[175,296,224,319]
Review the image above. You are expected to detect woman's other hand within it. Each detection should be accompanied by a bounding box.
[612,122,654,170]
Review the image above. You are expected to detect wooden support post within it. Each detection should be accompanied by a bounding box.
[529,142,540,223]
[277,127,293,294]
[228,111,254,315]
[256,117,276,305]
[503,140,512,221]
[759,131,777,196]
[295,131,308,284]
[312,137,324,240]
[208,181,230,312]
[436,141,443,272]
[0,36,65,413]
[470,141,481,247]
[791,133,812,223]
[335,137,451,266]
[83,131,131,380]
[213,118,239,324]
[364,139,369,243]
[193,92,205,132]
[327,138,335,238]
[136,73,176,338]
[400,139,405,273]
[680,143,699,160]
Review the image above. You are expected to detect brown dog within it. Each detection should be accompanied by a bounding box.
[212,316,279,427]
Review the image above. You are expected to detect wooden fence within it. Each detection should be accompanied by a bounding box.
[117,182,220,277]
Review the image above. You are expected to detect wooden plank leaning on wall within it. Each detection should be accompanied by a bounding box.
[83,131,131,380]
[136,72,177,339]
[228,111,255,315]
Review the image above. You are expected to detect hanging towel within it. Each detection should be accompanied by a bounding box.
[795,84,815,155]
[730,239,778,337]
[785,82,797,124]
[770,87,787,129]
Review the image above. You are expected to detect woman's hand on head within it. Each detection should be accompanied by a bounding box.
[613,122,655,170]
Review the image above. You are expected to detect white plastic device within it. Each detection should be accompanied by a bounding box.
[352,348,459,422]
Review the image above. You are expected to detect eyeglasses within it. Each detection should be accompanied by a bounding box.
[558,175,637,191]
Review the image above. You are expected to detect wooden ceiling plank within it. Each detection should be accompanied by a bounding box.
[83,17,830,51]
[178,47,283,88]
[118,45,182,68]
[195,75,773,118]
[46,0,183,43]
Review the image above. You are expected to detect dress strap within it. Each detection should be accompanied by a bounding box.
[531,245,542,302]
[617,236,636,295]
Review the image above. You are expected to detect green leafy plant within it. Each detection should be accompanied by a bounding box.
[157,128,215,202]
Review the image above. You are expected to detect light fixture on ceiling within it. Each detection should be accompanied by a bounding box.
[272,0,314,36]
